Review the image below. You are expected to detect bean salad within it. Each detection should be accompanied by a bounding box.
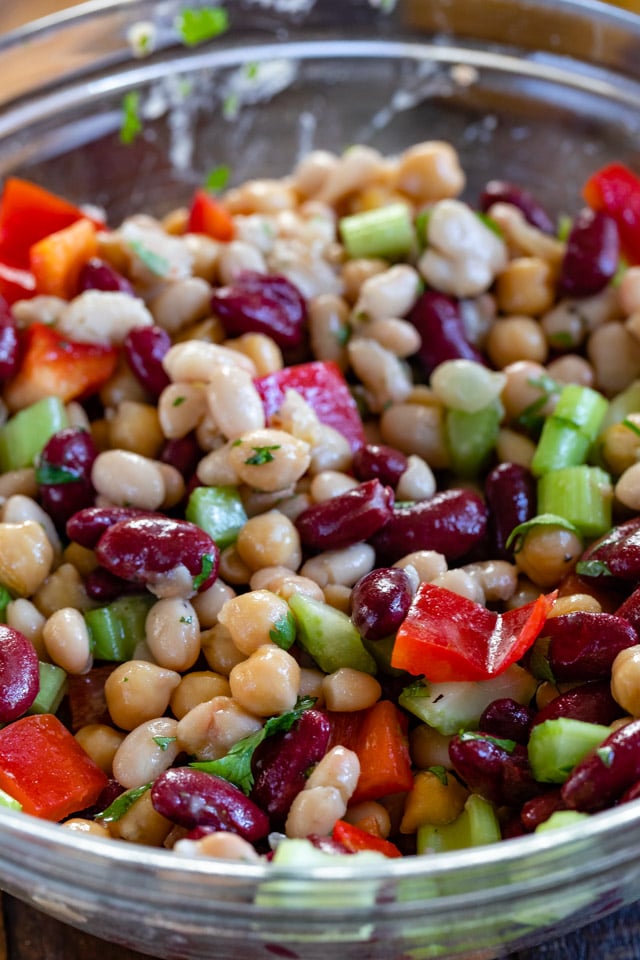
[1,141,640,864]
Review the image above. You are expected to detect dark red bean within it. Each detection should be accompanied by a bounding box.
[578,516,640,584]
[151,767,269,842]
[37,427,98,530]
[77,257,135,295]
[350,567,414,643]
[520,790,565,832]
[66,505,156,549]
[66,664,114,731]
[0,297,20,381]
[84,567,145,602]
[211,271,307,349]
[295,479,394,551]
[561,718,640,812]
[484,462,536,561]
[250,709,331,826]
[408,291,484,377]
[94,779,126,814]
[371,488,488,564]
[479,180,555,234]
[449,734,541,807]
[123,325,172,398]
[159,433,201,479]
[544,611,638,681]
[532,680,624,729]
[558,209,619,297]
[620,779,640,804]
[352,443,408,489]
[95,516,219,593]
[615,586,640,635]
[0,626,40,722]
[478,699,534,745]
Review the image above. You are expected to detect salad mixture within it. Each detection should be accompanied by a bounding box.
[1,141,640,866]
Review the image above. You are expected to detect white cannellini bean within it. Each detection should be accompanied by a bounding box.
[162,341,257,382]
[57,291,153,345]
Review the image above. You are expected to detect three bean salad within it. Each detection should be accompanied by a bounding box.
[1,141,640,866]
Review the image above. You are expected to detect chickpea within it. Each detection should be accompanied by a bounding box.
[514,525,584,588]
[229,644,300,716]
[611,645,640,716]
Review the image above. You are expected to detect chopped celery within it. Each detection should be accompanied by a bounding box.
[528,717,610,783]
[599,379,640,433]
[186,484,247,549]
[28,662,67,715]
[535,810,590,833]
[0,396,68,471]
[288,593,377,675]
[85,594,155,662]
[417,794,501,854]
[531,383,608,477]
[552,383,608,436]
[0,786,21,812]
[339,203,415,260]
[537,465,613,537]
[445,402,501,477]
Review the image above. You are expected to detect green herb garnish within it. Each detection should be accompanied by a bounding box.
[244,445,280,466]
[95,783,151,823]
[176,6,229,46]
[428,765,449,786]
[120,91,143,145]
[506,513,581,554]
[35,462,80,485]
[128,240,170,277]
[575,559,613,578]
[459,731,516,753]
[205,164,231,193]
[153,736,177,752]
[193,553,215,591]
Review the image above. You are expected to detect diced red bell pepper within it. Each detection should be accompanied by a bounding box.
[4,322,118,410]
[30,217,98,298]
[583,162,640,265]
[187,189,235,242]
[254,360,365,451]
[0,261,36,304]
[332,819,402,858]
[0,177,102,270]
[328,699,414,804]
[0,713,108,820]
[391,583,557,683]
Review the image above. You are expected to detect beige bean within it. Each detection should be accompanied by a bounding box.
[305,746,360,804]
[0,520,54,597]
[541,301,585,351]
[12,295,66,328]
[162,340,257,383]
[91,450,166,510]
[236,510,302,572]
[309,470,359,502]
[548,594,602,617]
[200,623,246,676]
[33,563,95,618]
[223,179,297,215]
[317,145,384,205]
[169,671,232,719]
[323,583,352,613]
[301,542,375,589]
[191,578,236,628]
[322,668,382,712]
[75,723,126,776]
[0,467,37,500]
[308,423,353,475]
[158,382,207,439]
[149,277,211,334]
[1,494,61,557]
[409,724,454,769]
[249,568,325,603]
[619,267,640,315]
[495,257,556,316]
[228,428,311,491]
[308,293,350,367]
[461,560,518,603]
[292,149,339,198]
[500,360,558,424]
[112,717,180,789]
[364,316,421,358]
[217,590,292,655]
[341,258,388,304]
[394,140,465,203]
[58,290,153,345]
[217,240,267,284]
[107,788,172,846]
[396,455,436,501]
[157,463,186,510]
[223,332,283,377]
[63,818,111,839]
[299,667,326,704]
[545,354,594,388]
[587,322,640,396]
[104,660,181,731]
[145,597,201,671]
[229,644,300,716]
[108,401,165,459]
[174,831,261,861]
[494,428,536,469]
[205,365,265,440]
[285,785,346,838]
[380,401,450,469]
[183,233,221,281]
[6,599,47,660]
[611,645,640,716]
[176,695,262,761]
[217,545,252,586]
[347,337,412,412]
[487,201,564,264]
[615,462,640,511]
[600,417,640,476]
[485,316,548,368]
[42,607,93,675]
[431,569,485,604]
[196,444,239,487]
[354,264,421,324]
[100,356,149,408]
[344,801,391,838]
[394,550,447,583]
[514,526,584,588]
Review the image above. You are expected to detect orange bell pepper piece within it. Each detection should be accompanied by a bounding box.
[29,218,98,298]
[187,189,235,242]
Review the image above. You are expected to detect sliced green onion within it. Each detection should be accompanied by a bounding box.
[339,203,415,260]
[528,718,610,783]
[0,396,68,472]
[445,402,501,478]
[186,485,247,550]
[506,513,581,554]
[537,465,613,537]
[599,379,640,434]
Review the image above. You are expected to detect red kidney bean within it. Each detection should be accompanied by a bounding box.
[544,611,638,681]
[151,767,269,842]
[350,567,414,643]
[84,567,145,602]
[478,698,534,745]
[371,488,488,564]
[0,297,19,381]
[561,718,640,812]
[250,709,331,826]
[558,209,619,297]
[615,586,640,635]
[578,517,640,584]
[94,778,126,814]
[211,271,307,349]
[532,680,624,728]
[66,505,156,549]
[408,291,484,377]
[0,626,40,723]
[478,179,555,234]
[449,734,542,807]
[295,478,394,551]
[38,427,98,531]
[159,433,202,479]
[520,790,565,832]
[352,443,409,489]
[620,779,640,804]
[123,324,172,398]
[77,257,135,295]
[484,462,536,561]
[66,664,114,730]
[95,515,219,593]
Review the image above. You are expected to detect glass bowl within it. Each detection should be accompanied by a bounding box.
[1,1,640,957]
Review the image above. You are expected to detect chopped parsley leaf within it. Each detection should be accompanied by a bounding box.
[120,91,143,145]
[153,736,177,752]
[96,783,151,822]
[193,552,216,591]
[128,240,170,277]
[244,445,280,466]
[176,6,229,47]
[205,164,231,193]
[35,462,80,486]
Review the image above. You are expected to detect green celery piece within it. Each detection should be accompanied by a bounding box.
[0,786,21,812]
[0,396,68,471]
[445,403,501,478]
[535,810,590,833]
[599,378,640,433]
[0,585,11,623]
[339,203,415,260]
[399,664,537,736]
[537,465,613,537]
[552,383,608,440]
[288,593,377,675]
[85,594,155,662]
[528,717,610,783]
[28,662,67,715]
[186,484,247,549]
[530,417,590,476]
[417,794,501,854]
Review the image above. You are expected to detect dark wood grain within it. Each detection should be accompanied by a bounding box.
[3,891,640,959]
